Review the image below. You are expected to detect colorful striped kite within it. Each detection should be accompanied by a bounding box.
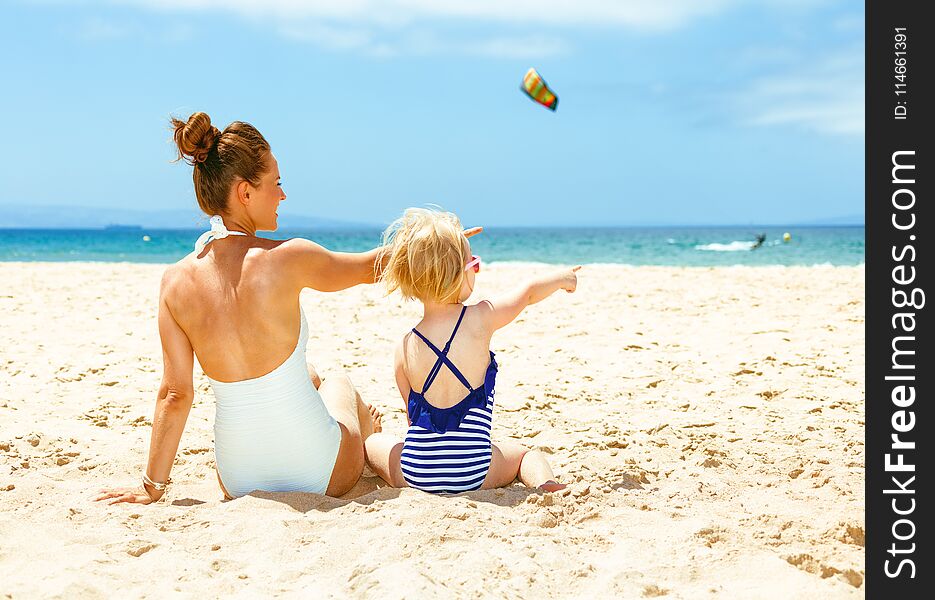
[520,68,558,111]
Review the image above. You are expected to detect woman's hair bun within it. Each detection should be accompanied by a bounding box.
[169,111,271,216]
[171,112,221,165]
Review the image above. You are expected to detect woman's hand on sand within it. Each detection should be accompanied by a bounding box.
[93,485,157,505]
[561,266,581,293]
[463,227,483,238]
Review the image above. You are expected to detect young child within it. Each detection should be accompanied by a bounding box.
[365,207,579,494]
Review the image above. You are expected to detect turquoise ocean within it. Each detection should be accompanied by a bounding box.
[0,226,864,266]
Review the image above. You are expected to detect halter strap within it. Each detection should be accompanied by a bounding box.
[194,215,249,253]
[411,305,473,394]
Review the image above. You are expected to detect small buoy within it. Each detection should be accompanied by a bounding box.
[142,235,151,242]
[782,232,791,242]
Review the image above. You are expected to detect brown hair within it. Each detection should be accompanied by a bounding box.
[170,112,271,215]
[376,207,468,303]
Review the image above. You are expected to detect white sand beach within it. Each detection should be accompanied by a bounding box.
[0,263,864,598]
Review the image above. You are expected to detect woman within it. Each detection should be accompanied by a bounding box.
[95,112,478,504]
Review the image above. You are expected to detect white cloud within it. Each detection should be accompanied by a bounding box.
[74,16,195,43]
[737,52,864,136]
[335,30,570,59]
[461,35,569,59]
[276,22,568,58]
[279,23,374,51]
[832,14,864,33]
[106,0,615,58]
[77,16,132,40]
[67,0,737,57]
[112,0,735,30]
[52,0,855,63]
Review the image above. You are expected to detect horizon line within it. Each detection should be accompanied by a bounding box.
[0,223,866,231]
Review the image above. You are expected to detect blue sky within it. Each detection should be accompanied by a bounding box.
[2,0,864,227]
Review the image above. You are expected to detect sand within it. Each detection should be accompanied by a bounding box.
[0,262,864,598]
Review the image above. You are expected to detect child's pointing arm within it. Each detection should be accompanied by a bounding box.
[480,266,580,331]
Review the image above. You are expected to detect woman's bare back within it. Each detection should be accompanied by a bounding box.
[163,237,304,383]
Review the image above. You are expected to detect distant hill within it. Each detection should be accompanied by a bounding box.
[0,204,864,229]
[0,204,376,230]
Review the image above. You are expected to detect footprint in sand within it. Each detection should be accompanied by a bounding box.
[642,584,670,597]
[126,540,158,557]
[54,365,85,382]
[78,411,109,428]
[182,447,211,456]
[826,522,865,547]
[784,553,863,588]
[9,433,94,470]
[695,527,726,547]
[78,402,131,428]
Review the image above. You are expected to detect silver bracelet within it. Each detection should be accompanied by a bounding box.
[142,472,172,491]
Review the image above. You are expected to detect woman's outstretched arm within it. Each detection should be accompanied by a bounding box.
[278,227,483,293]
[95,271,194,505]
[279,240,387,292]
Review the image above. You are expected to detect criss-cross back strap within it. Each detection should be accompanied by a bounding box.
[411,305,473,394]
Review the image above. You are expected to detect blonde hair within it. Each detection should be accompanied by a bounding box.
[377,207,468,303]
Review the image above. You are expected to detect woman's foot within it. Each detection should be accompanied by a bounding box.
[369,404,383,434]
[538,480,567,493]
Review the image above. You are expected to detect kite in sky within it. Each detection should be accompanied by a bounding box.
[520,68,558,111]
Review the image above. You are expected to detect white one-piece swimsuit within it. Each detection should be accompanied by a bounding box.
[197,216,342,498]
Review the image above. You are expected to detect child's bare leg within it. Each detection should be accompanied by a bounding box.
[519,449,566,491]
[482,441,565,491]
[365,433,408,488]
[481,441,528,489]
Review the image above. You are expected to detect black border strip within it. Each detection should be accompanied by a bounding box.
[866,0,932,596]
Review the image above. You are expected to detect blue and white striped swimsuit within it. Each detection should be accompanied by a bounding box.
[401,306,499,494]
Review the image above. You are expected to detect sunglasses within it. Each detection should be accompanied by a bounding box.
[464,255,481,273]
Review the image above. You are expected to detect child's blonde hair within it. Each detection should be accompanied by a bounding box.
[377,207,468,303]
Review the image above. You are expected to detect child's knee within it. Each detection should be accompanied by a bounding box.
[496,440,530,462]
[509,440,531,453]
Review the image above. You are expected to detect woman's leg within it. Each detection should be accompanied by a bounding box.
[216,468,233,500]
[319,373,381,497]
[364,433,407,488]
[481,441,565,491]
